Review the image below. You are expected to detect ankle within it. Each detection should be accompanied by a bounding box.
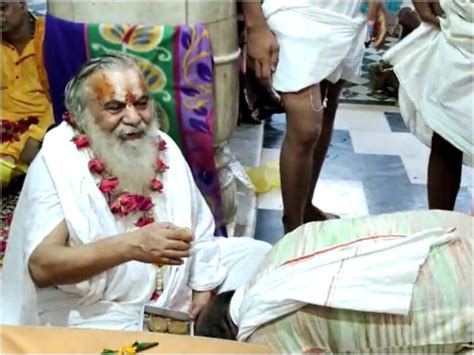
[282,214,303,234]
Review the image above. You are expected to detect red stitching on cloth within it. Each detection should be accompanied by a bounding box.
[282,234,407,267]
[324,258,346,307]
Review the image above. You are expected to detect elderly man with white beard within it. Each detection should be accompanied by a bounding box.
[1,54,271,330]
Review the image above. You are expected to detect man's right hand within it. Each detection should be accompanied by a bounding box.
[413,0,444,27]
[130,222,192,266]
[246,24,279,88]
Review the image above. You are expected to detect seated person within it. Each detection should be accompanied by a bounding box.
[1,0,53,188]
[196,210,473,353]
[1,54,271,329]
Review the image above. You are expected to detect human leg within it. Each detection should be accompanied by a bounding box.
[427,132,463,210]
[280,85,325,233]
[304,80,345,223]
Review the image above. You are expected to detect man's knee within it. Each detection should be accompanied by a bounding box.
[283,89,324,148]
[432,132,463,163]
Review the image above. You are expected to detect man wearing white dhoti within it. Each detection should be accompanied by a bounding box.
[1,54,271,330]
[242,0,388,233]
[384,0,473,210]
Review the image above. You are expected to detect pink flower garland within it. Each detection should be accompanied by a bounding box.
[67,113,168,228]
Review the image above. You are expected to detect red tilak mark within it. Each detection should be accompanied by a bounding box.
[125,90,137,104]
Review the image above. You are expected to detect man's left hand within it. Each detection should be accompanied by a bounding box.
[189,290,213,320]
[367,2,388,49]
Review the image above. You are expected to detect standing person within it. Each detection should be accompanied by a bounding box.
[242,0,387,233]
[385,0,473,210]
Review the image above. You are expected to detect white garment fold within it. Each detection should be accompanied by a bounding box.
[2,122,227,328]
[262,0,366,92]
[384,0,473,166]
[232,227,457,341]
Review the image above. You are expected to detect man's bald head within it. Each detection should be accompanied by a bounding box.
[195,291,238,340]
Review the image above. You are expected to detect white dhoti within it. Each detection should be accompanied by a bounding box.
[384,0,473,166]
[262,0,366,92]
[2,123,271,330]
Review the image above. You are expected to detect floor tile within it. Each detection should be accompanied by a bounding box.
[401,154,474,187]
[334,107,391,132]
[363,176,428,214]
[385,112,410,133]
[312,180,369,218]
[258,179,369,219]
[455,188,473,212]
[255,209,284,245]
[263,114,286,149]
[321,150,409,182]
[257,188,283,210]
[230,123,264,167]
[260,148,280,165]
[350,131,428,156]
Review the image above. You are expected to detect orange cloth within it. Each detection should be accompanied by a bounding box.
[1,17,52,161]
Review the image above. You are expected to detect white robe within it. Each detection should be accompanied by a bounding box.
[384,0,473,166]
[262,0,366,92]
[2,122,271,330]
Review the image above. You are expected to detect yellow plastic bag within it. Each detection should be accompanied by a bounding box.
[245,160,281,194]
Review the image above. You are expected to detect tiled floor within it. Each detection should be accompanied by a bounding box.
[255,106,473,245]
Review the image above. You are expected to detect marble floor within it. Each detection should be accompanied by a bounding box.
[254,106,473,246]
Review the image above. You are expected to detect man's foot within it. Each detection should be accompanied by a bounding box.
[303,205,340,223]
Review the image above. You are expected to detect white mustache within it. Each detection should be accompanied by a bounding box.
[114,123,149,138]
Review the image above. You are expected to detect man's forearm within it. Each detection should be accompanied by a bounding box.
[241,1,267,29]
[19,137,41,165]
[29,222,137,287]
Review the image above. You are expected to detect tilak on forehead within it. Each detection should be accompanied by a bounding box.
[89,70,146,105]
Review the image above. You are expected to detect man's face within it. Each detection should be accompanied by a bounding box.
[86,67,153,143]
[0,1,26,34]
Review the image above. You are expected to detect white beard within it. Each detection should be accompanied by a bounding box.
[81,111,159,194]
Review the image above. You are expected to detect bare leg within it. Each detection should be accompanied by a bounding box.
[304,80,345,222]
[280,85,324,233]
[428,132,463,210]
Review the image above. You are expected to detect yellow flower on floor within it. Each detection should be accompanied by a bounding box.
[118,345,136,355]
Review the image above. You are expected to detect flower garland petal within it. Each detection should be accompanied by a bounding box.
[154,159,169,173]
[157,139,167,151]
[88,158,105,174]
[136,216,155,228]
[98,177,119,194]
[150,178,164,192]
[136,195,154,212]
[72,134,90,149]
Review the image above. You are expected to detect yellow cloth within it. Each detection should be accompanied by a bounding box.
[1,17,52,161]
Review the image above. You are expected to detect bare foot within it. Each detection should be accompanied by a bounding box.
[282,206,339,235]
[304,205,340,223]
